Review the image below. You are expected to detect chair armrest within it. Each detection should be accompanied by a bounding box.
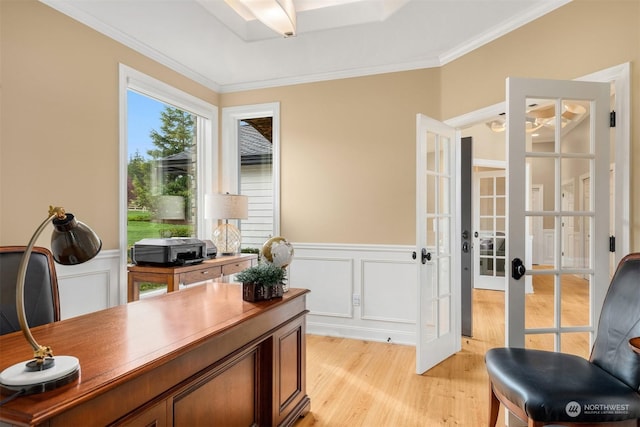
[629,337,640,354]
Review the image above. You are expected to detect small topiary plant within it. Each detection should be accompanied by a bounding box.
[235,263,286,287]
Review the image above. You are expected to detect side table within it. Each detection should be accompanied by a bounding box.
[127,253,258,302]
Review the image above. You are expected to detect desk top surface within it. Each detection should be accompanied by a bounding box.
[0,284,308,424]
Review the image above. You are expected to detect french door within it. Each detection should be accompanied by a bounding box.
[415,114,460,373]
[473,169,507,291]
[506,77,610,356]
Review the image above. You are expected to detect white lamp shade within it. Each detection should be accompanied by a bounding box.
[205,193,248,220]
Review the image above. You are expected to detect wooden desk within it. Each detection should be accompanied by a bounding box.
[0,284,310,427]
[127,253,258,301]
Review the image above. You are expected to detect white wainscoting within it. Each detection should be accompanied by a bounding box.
[289,243,418,345]
[54,249,121,319]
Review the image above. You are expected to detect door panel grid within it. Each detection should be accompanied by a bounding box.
[416,114,459,374]
[474,170,507,291]
[507,78,609,356]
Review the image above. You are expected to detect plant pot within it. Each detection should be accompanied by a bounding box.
[242,282,284,302]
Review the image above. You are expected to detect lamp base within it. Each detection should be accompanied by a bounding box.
[212,223,242,255]
[0,355,80,395]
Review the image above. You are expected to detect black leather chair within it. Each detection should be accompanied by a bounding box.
[485,252,640,427]
[0,246,60,335]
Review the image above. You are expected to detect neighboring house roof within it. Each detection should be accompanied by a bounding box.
[156,150,194,174]
[240,121,272,165]
[154,121,272,172]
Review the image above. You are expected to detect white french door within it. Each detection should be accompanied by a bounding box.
[415,114,460,374]
[473,169,507,291]
[506,77,610,355]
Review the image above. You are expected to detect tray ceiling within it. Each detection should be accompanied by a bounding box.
[41,0,570,92]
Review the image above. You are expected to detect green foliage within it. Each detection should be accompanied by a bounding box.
[128,210,152,222]
[158,225,192,238]
[147,108,195,158]
[126,106,196,213]
[128,151,152,209]
[241,248,260,254]
[235,263,286,287]
[127,218,165,248]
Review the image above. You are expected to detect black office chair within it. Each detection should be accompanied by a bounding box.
[485,253,640,426]
[0,246,60,335]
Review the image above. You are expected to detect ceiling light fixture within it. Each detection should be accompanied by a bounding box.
[237,0,296,37]
[486,103,586,134]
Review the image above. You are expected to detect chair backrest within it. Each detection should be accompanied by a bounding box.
[590,253,640,391]
[0,246,60,335]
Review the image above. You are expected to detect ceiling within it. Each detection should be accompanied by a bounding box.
[41,0,570,93]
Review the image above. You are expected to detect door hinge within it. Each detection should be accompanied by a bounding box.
[610,110,616,127]
[609,235,616,252]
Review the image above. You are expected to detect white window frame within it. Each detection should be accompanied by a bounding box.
[118,64,218,304]
[221,102,281,237]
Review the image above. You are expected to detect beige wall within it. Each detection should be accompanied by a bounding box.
[0,0,218,249]
[442,0,639,249]
[1,0,638,251]
[220,70,441,244]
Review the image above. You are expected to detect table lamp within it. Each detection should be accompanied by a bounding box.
[0,206,102,395]
[205,193,248,255]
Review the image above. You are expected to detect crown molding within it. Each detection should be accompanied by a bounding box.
[40,0,222,93]
[40,0,571,94]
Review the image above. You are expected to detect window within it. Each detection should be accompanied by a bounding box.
[222,103,280,251]
[119,65,217,273]
[239,118,274,247]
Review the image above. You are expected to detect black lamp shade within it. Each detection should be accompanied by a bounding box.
[51,213,102,265]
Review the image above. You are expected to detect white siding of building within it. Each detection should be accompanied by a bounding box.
[240,163,274,249]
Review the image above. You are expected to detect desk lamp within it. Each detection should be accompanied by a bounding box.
[205,193,248,255]
[0,206,101,394]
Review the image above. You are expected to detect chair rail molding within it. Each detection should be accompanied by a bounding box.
[289,243,418,345]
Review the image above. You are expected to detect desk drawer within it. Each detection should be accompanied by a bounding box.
[181,266,222,285]
[222,260,253,276]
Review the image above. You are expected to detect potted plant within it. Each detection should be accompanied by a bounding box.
[235,263,287,302]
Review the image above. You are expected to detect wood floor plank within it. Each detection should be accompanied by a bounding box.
[296,274,590,426]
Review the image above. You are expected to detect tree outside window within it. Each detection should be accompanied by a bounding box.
[127,92,197,255]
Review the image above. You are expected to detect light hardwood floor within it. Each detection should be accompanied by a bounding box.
[295,274,590,426]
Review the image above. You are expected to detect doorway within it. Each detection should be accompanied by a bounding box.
[473,168,506,291]
[447,63,631,350]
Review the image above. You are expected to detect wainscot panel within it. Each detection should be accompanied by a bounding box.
[289,243,418,345]
[55,249,120,319]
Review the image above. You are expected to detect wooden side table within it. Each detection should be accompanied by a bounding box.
[127,253,257,302]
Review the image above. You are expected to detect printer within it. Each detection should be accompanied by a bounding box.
[131,238,207,266]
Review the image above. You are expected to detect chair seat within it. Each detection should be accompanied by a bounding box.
[486,347,640,423]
